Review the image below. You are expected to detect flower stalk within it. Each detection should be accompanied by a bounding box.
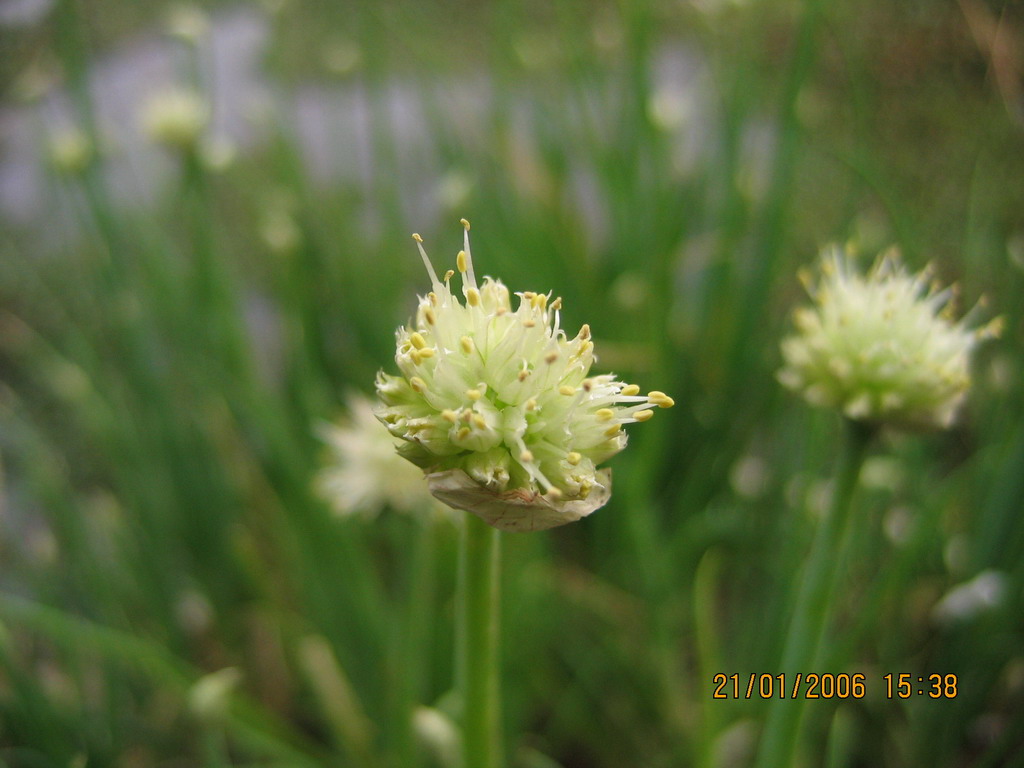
[754,418,874,768]
[458,514,502,768]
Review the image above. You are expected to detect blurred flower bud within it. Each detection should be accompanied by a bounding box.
[140,87,209,151]
[165,3,209,45]
[932,570,1008,625]
[189,667,242,723]
[47,127,93,176]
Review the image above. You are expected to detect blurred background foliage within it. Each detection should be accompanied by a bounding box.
[1,0,1023,765]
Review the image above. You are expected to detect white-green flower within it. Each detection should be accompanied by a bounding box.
[316,394,435,517]
[778,246,1001,430]
[376,220,674,531]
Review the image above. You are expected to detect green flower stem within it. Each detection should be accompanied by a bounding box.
[754,418,874,768]
[458,514,503,768]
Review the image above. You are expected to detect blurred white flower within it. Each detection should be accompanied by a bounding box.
[932,570,1009,625]
[140,87,209,150]
[316,394,432,517]
[375,220,674,531]
[779,247,1001,430]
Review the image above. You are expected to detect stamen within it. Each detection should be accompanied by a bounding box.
[472,414,487,429]
[525,398,537,411]
[466,287,481,307]
[441,410,458,422]
[460,218,478,291]
[559,385,576,396]
[410,376,427,393]
[466,388,482,401]
[566,451,582,465]
[621,384,640,396]
[410,332,427,349]
[412,233,443,291]
[632,409,654,422]
[520,449,534,463]
[460,336,474,354]
[595,408,615,421]
[544,351,558,364]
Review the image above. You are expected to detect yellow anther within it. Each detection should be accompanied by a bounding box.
[424,308,436,325]
[621,384,640,396]
[523,291,536,299]
[580,340,593,355]
[410,376,427,393]
[410,349,422,365]
[523,318,536,328]
[495,306,508,316]
[519,450,534,463]
[518,369,530,382]
[412,233,423,243]
[457,250,468,272]
[566,451,582,466]
[460,336,474,354]
[550,297,562,310]
[604,425,622,437]
[410,332,427,349]
[472,414,487,429]
[428,292,438,305]
[648,391,675,408]
[544,351,558,364]
[418,347,435,359]
[633,409,654,422]
[579,481,592,499]
[559,385,576,396]
[545,487,563,501]
[596,408,615,421]
[466,388,482,401]
[457,427,471,440]
[466,287,481,307]
[537,293,548,310]
[443,269,455,282]
[441,410,458,423]
[579,324,591,340]
[460,218,470,230]
[525,398,537,411]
